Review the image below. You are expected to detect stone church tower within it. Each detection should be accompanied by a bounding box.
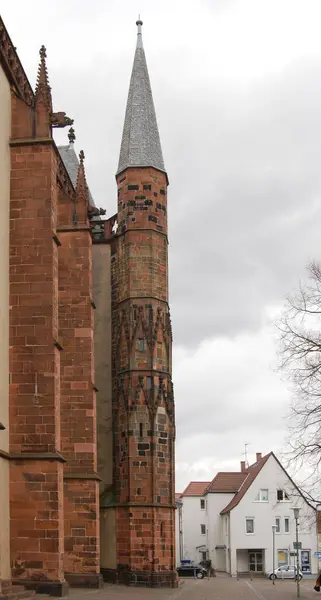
[100,19,176,587]
[0,14,176,596]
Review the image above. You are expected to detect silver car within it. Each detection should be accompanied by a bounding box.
[267,565,303,580]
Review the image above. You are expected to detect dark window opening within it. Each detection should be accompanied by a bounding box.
[139,423,143,438]
[143,184,152,191]
[160,521,165,538]
[136,338,145,352]
[128,184,139,191]
[277,489,290,501]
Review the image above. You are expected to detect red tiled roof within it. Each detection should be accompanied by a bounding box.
[220,453,272,514]
[206,472,247,493]
[182,481,211,496]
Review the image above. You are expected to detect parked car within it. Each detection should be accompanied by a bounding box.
[176,564,207,579]
[267,565,303,580]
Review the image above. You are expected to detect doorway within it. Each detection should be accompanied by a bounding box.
[249,551,263,572]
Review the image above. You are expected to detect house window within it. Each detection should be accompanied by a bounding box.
[277,489,290,501]
[200,499,205,510]
[202,551,207,561]
[284,517,290,533]
[246,518,254,534]
[254,489,269,502]
[201,524,206,535]
[275,517,281,533]
[278,550,289,566]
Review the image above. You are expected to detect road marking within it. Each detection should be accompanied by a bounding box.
[244,580,267,600]
[302,583,319,594]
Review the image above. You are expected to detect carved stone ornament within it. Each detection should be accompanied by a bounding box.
[51,111,74,128]
[0,17,34,106]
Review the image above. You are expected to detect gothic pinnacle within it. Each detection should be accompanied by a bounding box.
[35,44,52,111]
[68,127,76,145]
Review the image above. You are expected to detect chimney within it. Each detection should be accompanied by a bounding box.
[241,461,246,472]
[256,452,262,462]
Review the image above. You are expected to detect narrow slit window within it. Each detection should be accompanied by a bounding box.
[136,338,145,352]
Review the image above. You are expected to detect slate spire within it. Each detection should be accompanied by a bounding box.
[117,19,165,175]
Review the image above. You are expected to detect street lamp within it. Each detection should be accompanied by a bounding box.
[272,526,277,585]
[291,507,301,599]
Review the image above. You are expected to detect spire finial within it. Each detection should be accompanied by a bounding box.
[68,127,76,145]
[35,44,52,111]
[136,15,143,48]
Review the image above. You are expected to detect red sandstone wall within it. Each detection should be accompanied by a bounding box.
[9,143,64,584]
[58,200,100,585]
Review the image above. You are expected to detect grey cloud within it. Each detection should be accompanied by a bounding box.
[3,0,319,492]
[4,2,320,347]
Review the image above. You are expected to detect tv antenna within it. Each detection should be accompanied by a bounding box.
[242,443,251,468]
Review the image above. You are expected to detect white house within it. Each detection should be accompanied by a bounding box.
[179,452,318,576]
[178,481,211,565]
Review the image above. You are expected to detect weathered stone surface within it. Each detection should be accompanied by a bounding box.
[109,166,176,586]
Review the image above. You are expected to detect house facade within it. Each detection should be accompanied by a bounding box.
[180,453,318,576]
[178,482,210,565]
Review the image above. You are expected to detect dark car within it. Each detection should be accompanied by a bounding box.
[176,564,207,579]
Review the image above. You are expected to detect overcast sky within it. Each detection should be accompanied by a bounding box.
[3,0,321,492]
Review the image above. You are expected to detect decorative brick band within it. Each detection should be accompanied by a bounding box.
[116,227,168,241]
[10,452,67,463]
[115,295,169,308]
[63,472,102,481]
[10,138,54,147]
[116,368,171,376]
[56,225,91,233]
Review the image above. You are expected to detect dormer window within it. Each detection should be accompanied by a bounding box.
[254,489,269,502]
[277,489,290,502]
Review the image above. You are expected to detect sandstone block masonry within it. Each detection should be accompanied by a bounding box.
[6,42,101,596]
[102,167,177,588]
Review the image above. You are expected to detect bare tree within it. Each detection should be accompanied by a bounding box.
[276,261,321,505]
